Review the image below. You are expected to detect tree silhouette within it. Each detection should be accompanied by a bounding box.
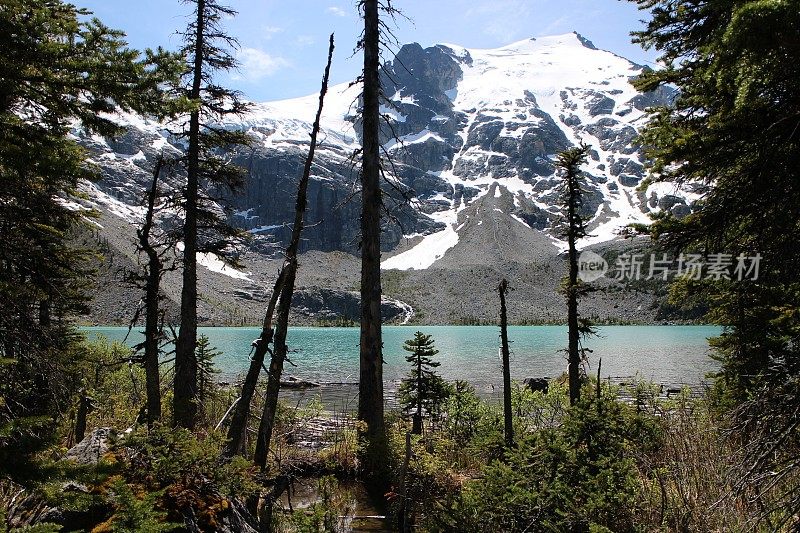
[557,145,594,406]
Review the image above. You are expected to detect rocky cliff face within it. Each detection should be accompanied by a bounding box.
[75,32,691,256]
[69,33,698,325]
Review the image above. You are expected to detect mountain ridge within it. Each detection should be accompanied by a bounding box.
[71,33,695,325]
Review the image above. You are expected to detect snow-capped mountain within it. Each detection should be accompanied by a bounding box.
[73,32,697,325]
[76,33,692,268]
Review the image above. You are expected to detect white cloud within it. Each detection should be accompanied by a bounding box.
[326,6,347,17]
[295,35,315,47]
[234,48,289,81]
[261,25,283,39]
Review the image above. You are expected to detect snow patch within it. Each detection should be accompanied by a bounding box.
[381,224,460,270]
[249,224,283,234]
[197,252,251,281]
[175,242,251,281]
[380,104,407,123]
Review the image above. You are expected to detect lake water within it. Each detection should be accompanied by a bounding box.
[83,326,720,402]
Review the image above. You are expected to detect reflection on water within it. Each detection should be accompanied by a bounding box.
[279,478,389,532]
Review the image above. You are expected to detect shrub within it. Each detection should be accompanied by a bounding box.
[93,478,179,532]
[450,385,661,532]
[119,426,257,530]
[122,426,257,498]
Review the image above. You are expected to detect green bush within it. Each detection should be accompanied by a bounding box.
[387,430,462,532]
[121,426,257,499]
[81,336,147,431]
[449,385,662,532]
[439,381,504,463]
[95,478,180,532]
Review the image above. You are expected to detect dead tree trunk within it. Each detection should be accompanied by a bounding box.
[358,0,388,488]
[74,391,91,443]
[249,35,334,469]
[499,279,513,449]
[140,159,164,426]
[253,261,298,468]
[222,269,284,457]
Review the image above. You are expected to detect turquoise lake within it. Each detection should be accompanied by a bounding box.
[83,326,721,401]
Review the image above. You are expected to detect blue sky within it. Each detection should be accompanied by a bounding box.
[75,0,658,102]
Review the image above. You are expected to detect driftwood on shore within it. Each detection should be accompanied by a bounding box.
[280,376,321,389]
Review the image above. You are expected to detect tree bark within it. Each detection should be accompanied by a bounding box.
[358,0,388,487]
[397,431,412,532]
[173,0,205,429]
[412,349,422,435]
[251,35,334,469]
[253,263,297,468]
[74,392,90,443]
[499,279,513,449]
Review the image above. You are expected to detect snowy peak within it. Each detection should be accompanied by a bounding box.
[76,34,695,277]
[371,35,691,267]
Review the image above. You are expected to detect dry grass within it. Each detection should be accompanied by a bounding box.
[633,395,793,532]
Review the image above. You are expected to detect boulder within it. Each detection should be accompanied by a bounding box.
[64,427,116,465]
[523,377,549,394]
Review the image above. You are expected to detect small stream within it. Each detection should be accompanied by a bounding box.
[278,478,390,532]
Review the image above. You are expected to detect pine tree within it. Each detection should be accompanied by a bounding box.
[556,145,594,406]
[171,0,249,429]
[0,0,176,469]
[195,333,221,408]
[632,0,800,523]
[399,332,451,434]
[631,0,800,394]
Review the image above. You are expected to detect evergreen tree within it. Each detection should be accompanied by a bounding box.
[171,0,249,429]
[357,0,388,486]
[399,332,451,434]
[195,333,220,408]
[632,0,800,523]
[632,0,800,394]
[0,0,176,470]
[556,145,594,406]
